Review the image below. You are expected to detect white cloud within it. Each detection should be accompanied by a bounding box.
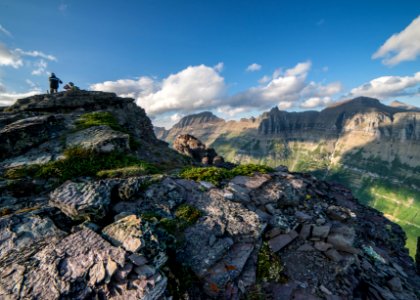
[300,97,331,109]
[246,63,262,72]
[373,15,420,66]
[258,75,270,84]
[278,101,293,110]
[91,61,343,127]
[31,59,48,75]
[231,60,340,109]
[15,49,57,61]
[0,44,23,68]
[350,72,420,99]
[0,24,12,37]
[214,62,224,72]
[91,64,226,116]
[0,88,41,106]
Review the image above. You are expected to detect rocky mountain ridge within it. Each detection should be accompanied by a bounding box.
[155,97,420,256]
[1,91,419,299]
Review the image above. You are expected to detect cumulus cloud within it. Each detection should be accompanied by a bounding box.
[91,64,226,116]
[350,72,420,99]
[0,44,23,68]
[246,63,262,72]
[91,61,343,127]
[0,24,12,37]
[0,87,41,106]
[300,97,332,109]
[373,15,420,65]
[230,61,341,110]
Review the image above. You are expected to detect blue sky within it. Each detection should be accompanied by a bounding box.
[0,1,419,127]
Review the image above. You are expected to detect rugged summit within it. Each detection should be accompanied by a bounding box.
[156,97,420,256]
[1,91,419,299]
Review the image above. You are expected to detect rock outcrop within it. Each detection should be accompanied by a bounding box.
[1,92,419,299]
[173,133,223,165]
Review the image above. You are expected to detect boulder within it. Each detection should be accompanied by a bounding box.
[173,134,222,165]
[66,125,130,153]
[50,180,119,221]
[0,115,62,159]
[102,215,143,252]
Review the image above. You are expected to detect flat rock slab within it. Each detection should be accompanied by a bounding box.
[50,179,119,221]
[231,174,271,189]
[66,125,130,153]
[102,215,143,252]
[269,230,298,252]
[0,228,125,299]
[0,115,62,159]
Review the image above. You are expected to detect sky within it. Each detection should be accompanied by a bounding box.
[0,0,419,128]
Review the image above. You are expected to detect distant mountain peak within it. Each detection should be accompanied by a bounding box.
[173,111,225,128]
[389,100,420,111]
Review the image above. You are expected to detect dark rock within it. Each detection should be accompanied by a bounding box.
[173,134,222,165]
[268,230,298,252]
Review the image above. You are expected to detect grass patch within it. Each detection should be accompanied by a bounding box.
[97,164,159,178]
[6,147,160,182]
[75,111,141,150]
[179,167,231,185]
[75,111,124,131]
[230,164,274,177]
[179,164,273,186]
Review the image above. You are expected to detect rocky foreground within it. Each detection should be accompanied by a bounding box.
[0,91,419,299]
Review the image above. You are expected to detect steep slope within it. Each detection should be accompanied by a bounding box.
[158,97,420,256]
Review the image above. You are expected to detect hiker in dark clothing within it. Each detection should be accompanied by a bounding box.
[49,73,62,93]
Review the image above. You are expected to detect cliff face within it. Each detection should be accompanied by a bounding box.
[157,97,420,256]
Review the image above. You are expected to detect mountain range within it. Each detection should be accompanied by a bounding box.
[155,97,420,256]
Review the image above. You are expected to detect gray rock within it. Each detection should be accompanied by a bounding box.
[66,125,130,153]
[387,276,403,292]
[50,179,118,220]
[312,224,331,239]
[269,230,298,252]
[102,215,143,252]
[0,115,62,159]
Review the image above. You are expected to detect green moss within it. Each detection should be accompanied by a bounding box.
[75,112,124,131]
[179,166,231,185]
[179,164,274,186]
[35,147,158,182]
[175,204,202,228]
[4,165,39,179]
[97,164,159,178]
[256,242,286,283]
[230,164,274,177]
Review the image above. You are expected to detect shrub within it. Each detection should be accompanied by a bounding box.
[4,165,40,179]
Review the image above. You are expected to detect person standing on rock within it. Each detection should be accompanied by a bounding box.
[49,73,63,94]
